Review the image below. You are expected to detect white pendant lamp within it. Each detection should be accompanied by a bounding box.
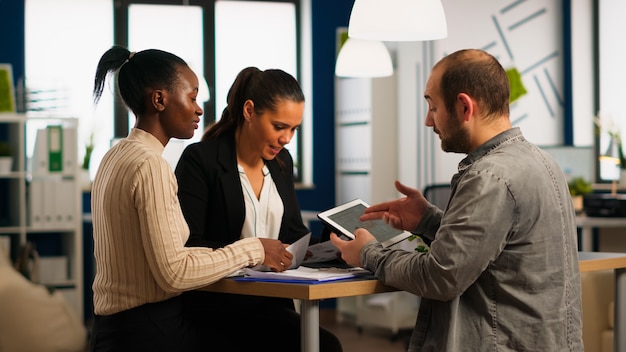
[335,38,393,78]
[348,0,448,42]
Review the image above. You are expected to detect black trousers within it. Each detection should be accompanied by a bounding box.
[183,290,343,352]
[90,295,200,352]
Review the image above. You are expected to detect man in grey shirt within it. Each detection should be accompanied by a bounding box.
[330,49,583,351]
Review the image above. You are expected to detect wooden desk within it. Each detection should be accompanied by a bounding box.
[576,215,626,251]
[202,252,626,352]
[578,251,626,352]
[201,277,397,352]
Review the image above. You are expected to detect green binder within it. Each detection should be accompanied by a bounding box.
[47,125,63,172]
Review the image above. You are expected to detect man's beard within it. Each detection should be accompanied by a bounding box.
[440,110,471,154]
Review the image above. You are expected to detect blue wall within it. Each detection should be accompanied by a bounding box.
[0,0,24,142]
[0,0,25,94]
[296,1,352,212]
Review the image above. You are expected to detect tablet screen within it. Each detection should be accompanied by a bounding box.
[318,199,412,247]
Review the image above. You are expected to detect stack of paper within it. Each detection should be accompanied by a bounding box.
[240,266,371,283]
[234,233,368,283]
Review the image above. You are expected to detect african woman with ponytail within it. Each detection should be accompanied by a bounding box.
[90,48,292,351]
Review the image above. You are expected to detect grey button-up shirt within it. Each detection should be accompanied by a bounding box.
[361,128,583,351]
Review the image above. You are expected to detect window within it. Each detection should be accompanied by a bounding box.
[214,1,301,179]
[115,0,308,183]
[26,0,311,185]
[127,3,206,167]
[25,0,113,180]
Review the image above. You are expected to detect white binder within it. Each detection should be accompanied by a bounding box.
[31,128,48,175]
[62,127,77,176]
[28,179,46,228]
[58,179,76,226]
[31,126,77,176]
[44,180,58,227]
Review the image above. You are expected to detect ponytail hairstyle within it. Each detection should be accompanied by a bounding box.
[93,45,188,116]
[202,67,304,141]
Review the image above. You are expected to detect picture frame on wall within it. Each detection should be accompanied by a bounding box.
[0,64,16,113]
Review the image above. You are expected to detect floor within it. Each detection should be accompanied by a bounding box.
[320,309,410,352]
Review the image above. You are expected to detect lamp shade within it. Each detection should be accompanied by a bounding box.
[348,0,448,41]
[335,38,393,78]
[600,135,622,181]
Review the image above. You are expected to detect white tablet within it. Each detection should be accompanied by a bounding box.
[317,198,413,248]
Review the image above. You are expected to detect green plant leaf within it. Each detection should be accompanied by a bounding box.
[568,176,592,196]
[506,67,527,104]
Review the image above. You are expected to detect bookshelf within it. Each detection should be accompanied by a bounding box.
[0,112,83,320]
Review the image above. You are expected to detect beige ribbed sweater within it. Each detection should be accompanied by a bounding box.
[91,128,264,315]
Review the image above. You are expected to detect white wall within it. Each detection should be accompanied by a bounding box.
[395,0,594,191]
[571,0,594,146]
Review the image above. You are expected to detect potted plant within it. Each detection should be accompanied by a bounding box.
[0,141,12,174]
[568,176,592,213]
[82,133,94,172]
[79,133,94,190]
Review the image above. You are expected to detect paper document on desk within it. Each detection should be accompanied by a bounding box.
[250,233,311,272]
[303,240,340,264]
[241,266,371,282]
[286,232,311,268]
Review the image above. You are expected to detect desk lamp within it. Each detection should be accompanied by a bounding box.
[599,134,621,196]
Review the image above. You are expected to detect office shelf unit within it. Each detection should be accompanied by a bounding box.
[0,112,83,319]
[334,75,419,337]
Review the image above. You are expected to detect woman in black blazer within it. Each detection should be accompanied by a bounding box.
[175,67,342,352]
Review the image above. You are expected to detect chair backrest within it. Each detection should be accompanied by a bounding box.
[423,183,452,210]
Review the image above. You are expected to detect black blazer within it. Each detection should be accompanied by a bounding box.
[175,131,309,250]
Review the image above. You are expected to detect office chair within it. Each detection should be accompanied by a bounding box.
[417,183,452,247]
[422,183,452,211]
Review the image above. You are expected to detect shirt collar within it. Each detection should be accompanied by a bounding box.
[458,127,524,171]
[127,128,165,155]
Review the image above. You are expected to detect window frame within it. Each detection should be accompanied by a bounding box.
[113,0,305,183]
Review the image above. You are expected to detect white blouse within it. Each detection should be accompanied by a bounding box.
[238,164,284,239]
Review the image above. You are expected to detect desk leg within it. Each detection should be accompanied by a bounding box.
[615,268,625,352]
[581,226,592,252]
[300,299,320,352]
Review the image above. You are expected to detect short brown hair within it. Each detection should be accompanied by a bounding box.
[435,49,510,121]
